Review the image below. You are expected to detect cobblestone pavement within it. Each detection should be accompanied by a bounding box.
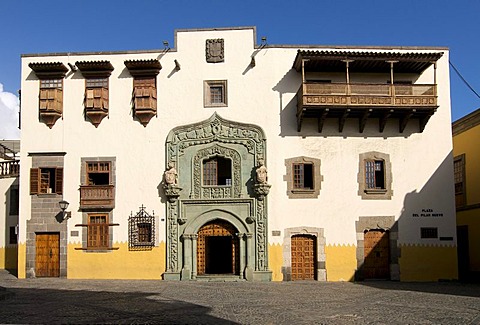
[0,271,479,324]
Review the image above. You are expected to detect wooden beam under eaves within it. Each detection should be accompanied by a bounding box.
[359,109,372,133]
[297,110,304,132]
[339,108,350,132]
[419,109,436,132]
[379,109,394,133]
[400,109,415,133]
[318,108,329,132]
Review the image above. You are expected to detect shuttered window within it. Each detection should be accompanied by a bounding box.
[88,214,109,249]
[85,78,109,110]
[30,167,63,195]
[454,155,466,207]
[293,163,314,189]
[365,160,385,189]
[39,79,63,112]
[203,157,231,186]
[133,77,157,110]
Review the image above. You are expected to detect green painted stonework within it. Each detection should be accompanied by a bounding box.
[164,113,271,281]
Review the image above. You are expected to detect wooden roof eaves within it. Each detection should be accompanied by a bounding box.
[293,50,444,71]
[28,62,68,79]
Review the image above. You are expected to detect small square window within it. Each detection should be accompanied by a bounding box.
[204,80,227,107]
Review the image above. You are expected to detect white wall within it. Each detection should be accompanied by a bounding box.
[19,27,455,248]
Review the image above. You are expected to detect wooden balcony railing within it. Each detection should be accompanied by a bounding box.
[0,160,19,178]
[79,185,115,209]
[297,82,438,133]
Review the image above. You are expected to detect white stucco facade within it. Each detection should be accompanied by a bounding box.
[17,27,457,281]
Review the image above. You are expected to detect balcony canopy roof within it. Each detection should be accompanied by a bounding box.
[293,50,443,74]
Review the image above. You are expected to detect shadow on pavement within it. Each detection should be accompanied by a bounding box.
[355,280,480,298]
[0,287,238,324]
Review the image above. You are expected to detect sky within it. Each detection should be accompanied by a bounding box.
[1,0,479,139]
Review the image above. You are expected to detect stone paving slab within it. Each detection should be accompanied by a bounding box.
[0,271,479,324]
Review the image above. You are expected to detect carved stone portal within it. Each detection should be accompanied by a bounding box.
[164,113,271,281]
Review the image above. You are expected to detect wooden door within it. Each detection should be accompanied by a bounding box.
[363,230,390,279]
[197,220,239,275]
[36,233,60,277]
[291,235,316,280]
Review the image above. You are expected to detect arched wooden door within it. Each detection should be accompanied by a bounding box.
[291,234,316,280]
[364,230,390,279]
[197,220,240,275]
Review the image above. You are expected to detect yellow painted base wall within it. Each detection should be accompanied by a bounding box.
[399,244,458,281]
[0,245,18,270]
[325,244,356,281]
[68,242,166,279]
[17,243,26,279]
[268,243,283,281]
[457,209,480,272]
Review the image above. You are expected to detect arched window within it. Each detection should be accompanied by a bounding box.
[203,156,232,186]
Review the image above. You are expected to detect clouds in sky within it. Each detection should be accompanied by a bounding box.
[0,83,20,139]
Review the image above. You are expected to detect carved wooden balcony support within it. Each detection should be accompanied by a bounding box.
[79,185,115,209]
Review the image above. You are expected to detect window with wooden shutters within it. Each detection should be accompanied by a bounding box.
[29,62,68,128]
[134,77,157,110]
[454,155,466,207]
[88,214,109,249]
[39,79,63,113]
[358,152,392,200]
[30,167,63,195]
[85,78,109,110]
[285,157,322,199]
[293,163,314,190]
[365,160,385,189]
[202,157,231,186]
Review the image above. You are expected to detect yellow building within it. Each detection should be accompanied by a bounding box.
[452,108,480,281]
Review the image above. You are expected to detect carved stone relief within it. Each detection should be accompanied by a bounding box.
[193,144,241,199]
[206,39,224,63]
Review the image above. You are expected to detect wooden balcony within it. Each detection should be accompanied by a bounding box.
[79,185,115,209]
[0,160,19,178]
[297,82,438,133]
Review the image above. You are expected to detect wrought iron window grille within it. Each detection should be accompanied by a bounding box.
[128,205,155,251]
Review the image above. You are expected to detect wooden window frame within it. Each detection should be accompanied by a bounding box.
[358,152,392,200]
[85,78,109,111]
[293,163,314,190]
[86,161,111,186]
[454,154,466,208]
[30,167,63,195]
[204,80,227,107]
[39,78,63,113]
[364,159,385,190]
[285,157,322,199]
[87,214,110,250]
[202,156,232,186]
[133,77,157,110]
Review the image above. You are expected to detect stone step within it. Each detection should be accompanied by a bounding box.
[196,275,245,282]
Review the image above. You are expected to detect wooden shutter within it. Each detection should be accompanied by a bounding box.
[102,87,109,109]
[86,89,94,108]
[55,168,63,195]
[30,168,40,195]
